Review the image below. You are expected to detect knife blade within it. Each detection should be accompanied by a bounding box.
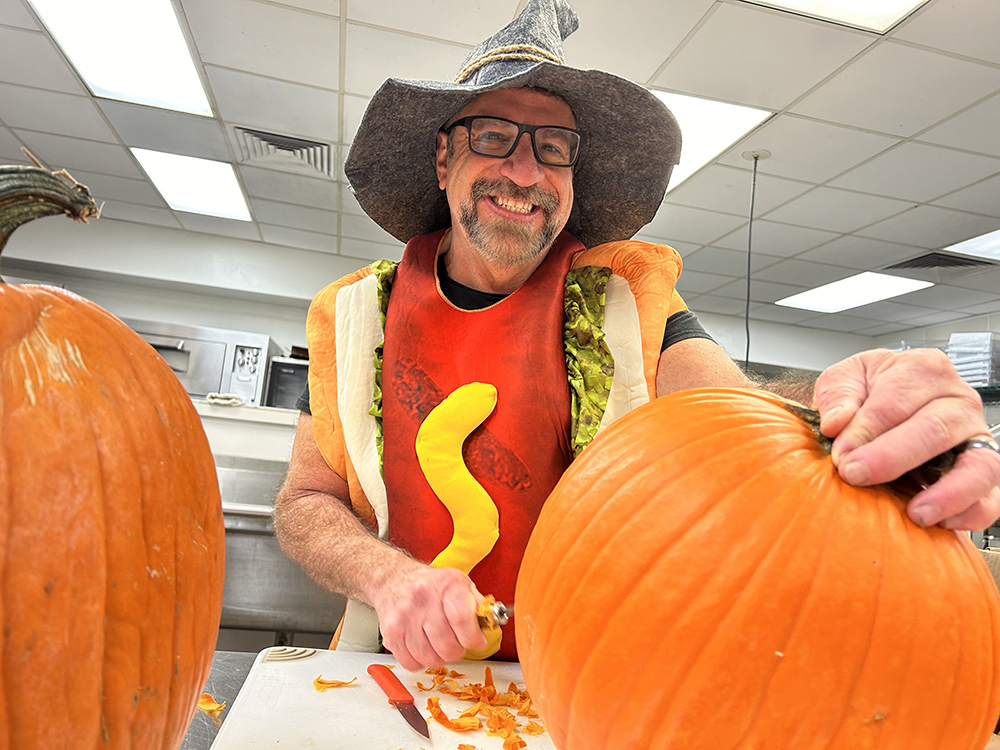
[366,664,430,738]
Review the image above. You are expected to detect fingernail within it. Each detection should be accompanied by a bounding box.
[910,503,941,528]
[841,460,870,485]
[819,405,842,433]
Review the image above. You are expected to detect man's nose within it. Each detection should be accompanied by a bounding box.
[500,132,544,186]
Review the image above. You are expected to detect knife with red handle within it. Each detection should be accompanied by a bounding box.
[367,664,430,738]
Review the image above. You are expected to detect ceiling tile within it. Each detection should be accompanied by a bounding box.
[687,294,751,316]
[712,277,808,303]
[260,223,339,254]
[653,2,873,110]
[99,203,181,229]
[341,211,403,245]
[932,174,1000,219]
[714,220,840,257]
[896,283,1000,310]
[947,267,1000,293]
[14,130,144,178]
[956,299,1000,316]
[0,0,40,29]
[239,165,338,210]
[66,169,166,208]
[348,0,518,46]
[791,41,1000,137]
[902,309,979,327]
[761,186,912,233]
[97,100,231,161]
[0,26,84,94]
[681,245,783,277]
[748,304,822,325]
[0,127,27,162]
[857,205,1000,249]
[176,212,261,241]
[848,299,940,323]
[674,269,731,296]
[894,0,1000,65]
[797,312,882,333]
[565,0,714,83]
[344,23,471,98]
[340,236,405,263]
[715,115,899,183]
[0,83,116,142]
[665,164,811,217]
[342,94,370,144]
[205,65,338,143]
[642,203,746,246]
[270,0,340,14]
[796,235,926,270]
[340,188,368,217]
[182,0,339,89]
[751,258,853,287]
[918,92,1000,158]
[251,197,338,233]
[829,141,1000,202]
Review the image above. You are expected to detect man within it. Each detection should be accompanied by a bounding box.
[275,0,1000,672]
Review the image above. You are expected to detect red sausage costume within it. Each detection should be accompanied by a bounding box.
[305,230,685,657]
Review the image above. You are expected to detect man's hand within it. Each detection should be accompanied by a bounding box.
[371,561,488,671]
[814,348,1000,531]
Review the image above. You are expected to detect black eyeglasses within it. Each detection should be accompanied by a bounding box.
[441,116,584,167]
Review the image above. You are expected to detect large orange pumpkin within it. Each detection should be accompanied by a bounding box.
[0,165,225,749]
[516,387,1000,750]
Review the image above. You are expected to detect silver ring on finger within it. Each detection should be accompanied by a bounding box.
[957,436,1000,456]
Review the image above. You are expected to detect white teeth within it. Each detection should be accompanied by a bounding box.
[492,195,534,214]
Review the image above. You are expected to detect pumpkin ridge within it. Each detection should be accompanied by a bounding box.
[562,440,824,748]
[635,446,839,749]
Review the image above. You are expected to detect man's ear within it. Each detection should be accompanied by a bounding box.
[435,131,449,189]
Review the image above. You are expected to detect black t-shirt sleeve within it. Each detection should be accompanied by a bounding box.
[661,309,714,352]
[296,382,312,415]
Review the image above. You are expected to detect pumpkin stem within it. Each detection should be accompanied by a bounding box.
[0,161,99,265]
[781,400,960,495]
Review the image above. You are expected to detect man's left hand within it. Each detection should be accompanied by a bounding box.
[814,348,1000,531]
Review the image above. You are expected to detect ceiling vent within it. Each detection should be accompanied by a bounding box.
[233,127,334,178]
[880,251,997,283]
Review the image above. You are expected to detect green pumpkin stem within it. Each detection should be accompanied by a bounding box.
[0,162,100,262]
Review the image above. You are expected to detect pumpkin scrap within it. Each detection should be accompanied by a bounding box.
[427,696,482,731]
[458,745,477,750]
[313,675,358,692]
[523,721,545,736]
[197,693,226,716]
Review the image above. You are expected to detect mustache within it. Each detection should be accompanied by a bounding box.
[469,178,559,215]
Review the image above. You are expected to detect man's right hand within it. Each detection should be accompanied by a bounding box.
[372,561,488,671]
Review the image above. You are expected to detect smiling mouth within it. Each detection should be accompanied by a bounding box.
[489,195,536,215]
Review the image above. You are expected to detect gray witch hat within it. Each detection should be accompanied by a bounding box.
[344,0,681,249]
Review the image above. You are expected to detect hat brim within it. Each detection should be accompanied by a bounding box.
[344,62,681,249]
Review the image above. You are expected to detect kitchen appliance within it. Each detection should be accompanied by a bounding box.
[263,356,309,409]
[122,317,283,406]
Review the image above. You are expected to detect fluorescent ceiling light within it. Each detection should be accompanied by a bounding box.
[943,228,1000,262]
[775,272,933,313]
[652,91,771,192]
[27,0,212,116]
[740,0,930,33]
[132,149,251,222]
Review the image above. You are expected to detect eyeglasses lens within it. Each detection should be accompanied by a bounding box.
[468,118,579,166]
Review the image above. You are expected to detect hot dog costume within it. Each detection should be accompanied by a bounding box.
[303,0,690,658]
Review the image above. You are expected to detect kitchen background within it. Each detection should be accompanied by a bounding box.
[2,0,999,649]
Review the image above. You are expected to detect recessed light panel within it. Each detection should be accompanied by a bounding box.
[27,0,212,116]
[652,91,772,192]
[943,228,1000,262]
[775,271,933,313]
[132,149,251,222]
[740,0,931,33]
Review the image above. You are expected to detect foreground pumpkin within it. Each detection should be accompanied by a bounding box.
[516,387,1000,750]
[0,164,225,749]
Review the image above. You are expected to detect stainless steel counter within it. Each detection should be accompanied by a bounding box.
[180,651,257,750]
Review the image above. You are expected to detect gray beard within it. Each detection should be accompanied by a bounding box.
[457,178,560,268]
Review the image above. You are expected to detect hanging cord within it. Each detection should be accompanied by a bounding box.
[744,154,760,369]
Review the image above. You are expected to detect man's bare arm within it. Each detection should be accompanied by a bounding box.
[273,414,486,668]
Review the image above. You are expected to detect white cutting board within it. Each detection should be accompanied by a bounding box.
[210,647,557,749]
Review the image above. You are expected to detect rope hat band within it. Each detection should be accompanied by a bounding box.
[454,45,564,84]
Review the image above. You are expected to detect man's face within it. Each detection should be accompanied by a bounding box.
[435,88,576,268]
